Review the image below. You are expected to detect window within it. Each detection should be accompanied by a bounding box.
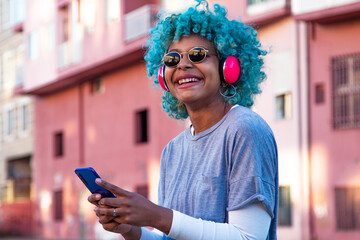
[275,93,291,120]
[15,44,25,87]
[278,186,292,226]
[3,50,16,92]
[60,7,69,43]
[4,104,15,140]
[335,187,360,231]
[332,54,360,129]
[18,99,30,137]
[1,0,12,30]
[247,0,286,15]
[28,31,39,60]
[80,0,95,32]
[315,83,325,104]
[54,131,64,157]
[90,78,104,94]
[7,157,31,200]
[40,23,55,53]
[13,0,25,25]
[54,190,63,221]
[135,109,148,144]
[248,0,282,6]
[105,0,120,23]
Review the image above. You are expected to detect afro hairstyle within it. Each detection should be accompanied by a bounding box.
[144,0,268,119]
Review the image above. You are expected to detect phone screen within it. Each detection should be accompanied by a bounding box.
[75,167,116,198]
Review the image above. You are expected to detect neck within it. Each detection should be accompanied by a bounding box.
[187,101,232,135]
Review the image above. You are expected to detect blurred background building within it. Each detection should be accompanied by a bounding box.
[0,0,34,236]
[0,0,359,239]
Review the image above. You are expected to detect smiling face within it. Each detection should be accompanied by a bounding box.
[164,34,224,110]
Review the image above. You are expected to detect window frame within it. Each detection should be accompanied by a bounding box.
[334,187,360,231]
[278,185,292,226]
[275,92,292,120]
[135,109,148,144]
[3,103,16,141]
[331,53,360,129]
[54,131,64,158]
[53,190,63,221]
[17,98,31,138]
[28,31,39,60]
[105,0,121,24]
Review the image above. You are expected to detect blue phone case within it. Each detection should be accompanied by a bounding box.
[75,167,116,198]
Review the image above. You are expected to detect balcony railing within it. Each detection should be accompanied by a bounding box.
[247,0,288,16]
[124,4,158,42]
[57,25,84,69]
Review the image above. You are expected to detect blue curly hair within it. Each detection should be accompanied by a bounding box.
[144,0,267,119]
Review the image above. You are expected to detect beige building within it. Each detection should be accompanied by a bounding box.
[0,0,34,236]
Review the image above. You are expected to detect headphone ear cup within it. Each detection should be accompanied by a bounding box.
[220,56,241,84]
[158,66,169,91]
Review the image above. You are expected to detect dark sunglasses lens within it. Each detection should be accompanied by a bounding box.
[163,52,181,67]
[189,48,206,62]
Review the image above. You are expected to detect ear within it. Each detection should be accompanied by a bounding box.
[219,56,241,84]
[158,66,169,91]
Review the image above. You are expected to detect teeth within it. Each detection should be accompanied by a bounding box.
[178,78,199,85]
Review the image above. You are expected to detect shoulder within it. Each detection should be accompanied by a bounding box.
[226,106,274,138]
[161,128,188,156]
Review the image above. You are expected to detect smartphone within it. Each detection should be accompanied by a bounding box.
[75,167,116,198]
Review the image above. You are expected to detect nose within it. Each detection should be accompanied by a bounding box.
[177,53,192,70]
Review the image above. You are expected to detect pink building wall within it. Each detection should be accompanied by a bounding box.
[255,17,310,240]
[309,19,360,240]
[0,201,34,236]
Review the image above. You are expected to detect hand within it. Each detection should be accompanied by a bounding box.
[88,193,134,236]
[93,178,173,235]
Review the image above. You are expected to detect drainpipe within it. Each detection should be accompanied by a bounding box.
[296,19,316,240]
[306,21,316,240]
[295,19,304,240]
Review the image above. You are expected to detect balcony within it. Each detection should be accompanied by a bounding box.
[124,4,158,42]
[247,0,289,16]
[244,0,291,26]
[293,0,360,23]
[26,4,158,95]
[57,25,84,69]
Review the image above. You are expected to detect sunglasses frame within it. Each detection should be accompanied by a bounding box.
[162,47,210,67]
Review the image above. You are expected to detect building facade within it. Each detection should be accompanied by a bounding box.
[294,0,360,239]
[231,1,311,239]
[0,0,35,236]
[22,0,187,238]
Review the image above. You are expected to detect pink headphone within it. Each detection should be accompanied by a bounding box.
[157,56,240,91]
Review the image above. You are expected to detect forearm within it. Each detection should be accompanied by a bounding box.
[168,204,271,240]
[122,206,172,240]
[150,205,173,235]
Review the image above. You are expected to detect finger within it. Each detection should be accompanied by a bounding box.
[88,193,102,205]
[99,197,126,207]
[94,206,118,217]
[95,178,130,197]
[98,215,115,224]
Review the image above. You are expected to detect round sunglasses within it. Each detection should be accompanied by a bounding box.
[162,47,210,67]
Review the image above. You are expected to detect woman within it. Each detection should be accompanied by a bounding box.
[89,1,278,239]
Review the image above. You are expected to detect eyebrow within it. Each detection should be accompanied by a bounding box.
[167,46,210,53]
[167,48,180,53]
